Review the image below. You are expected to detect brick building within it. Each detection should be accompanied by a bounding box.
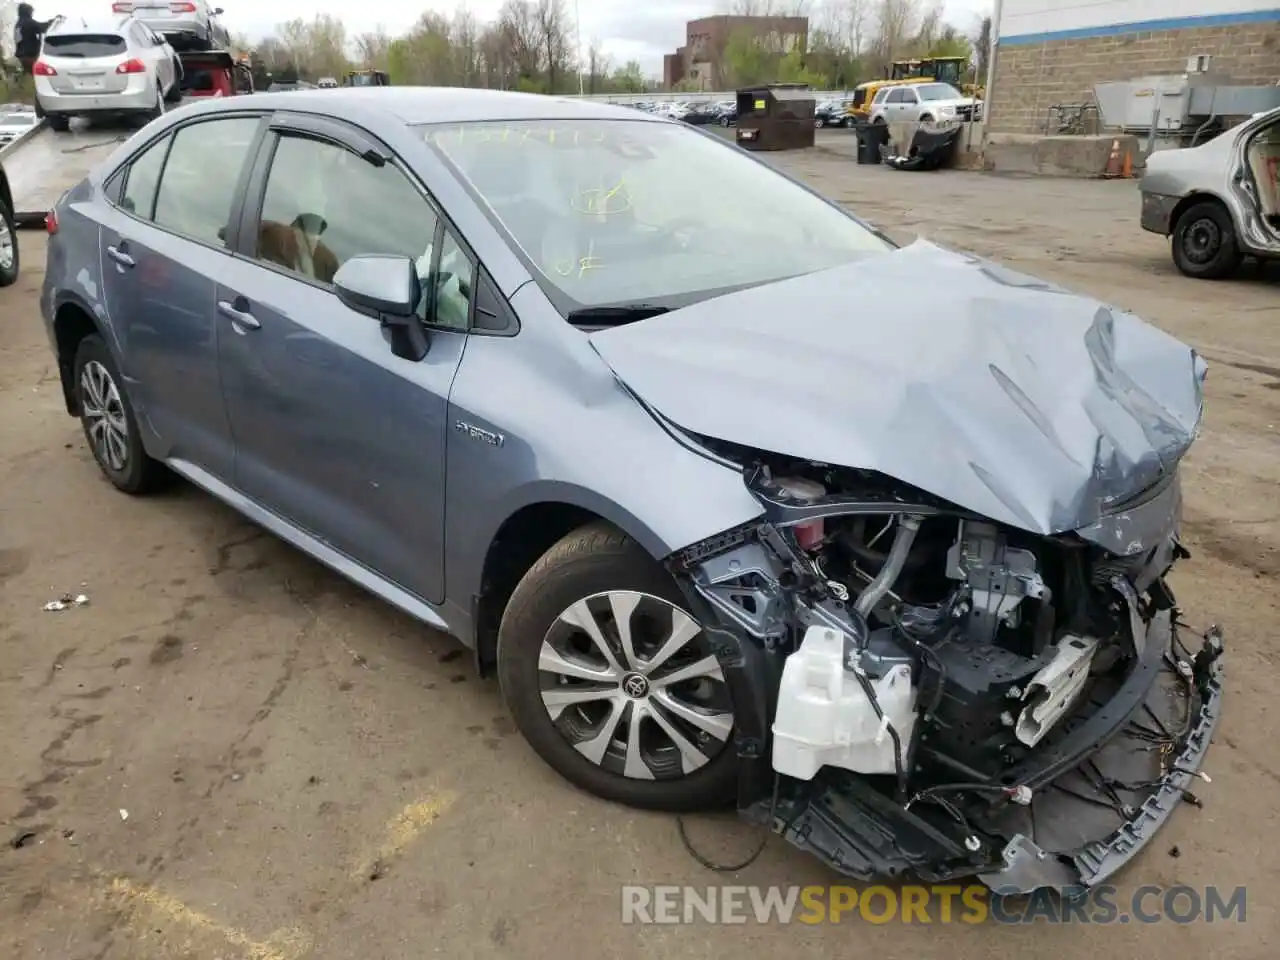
[987,1,1280,134]
[663,15,808,90]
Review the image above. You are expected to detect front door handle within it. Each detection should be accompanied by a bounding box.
[106,245,134,267]
[217,299,260,330]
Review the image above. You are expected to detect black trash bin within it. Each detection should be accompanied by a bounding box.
[856,122,889,164]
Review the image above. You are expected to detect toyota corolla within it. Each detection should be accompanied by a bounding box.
[41,88,1224,893]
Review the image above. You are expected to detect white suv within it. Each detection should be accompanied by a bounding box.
[34,16,180,131]
[869,82,982,125]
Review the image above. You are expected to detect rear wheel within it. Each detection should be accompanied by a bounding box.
[73,335,168,494]
[46,113,69,132]
[498,523,737,811]
[1172,200,1243,280]
[0,196,20,288]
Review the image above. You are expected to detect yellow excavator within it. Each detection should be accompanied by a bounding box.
[891,57,983,99]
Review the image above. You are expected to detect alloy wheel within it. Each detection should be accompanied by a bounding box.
[537,590,733,781]
[80,360,130,471]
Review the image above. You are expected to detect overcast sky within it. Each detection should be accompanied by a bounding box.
[50,0,993,76]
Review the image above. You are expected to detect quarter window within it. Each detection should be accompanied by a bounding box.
[153,117,259,246]
[120,134,170,220]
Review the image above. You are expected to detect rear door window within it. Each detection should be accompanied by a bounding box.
[153,117,260,246]
[120,133,171,219]
[42,34,127,59]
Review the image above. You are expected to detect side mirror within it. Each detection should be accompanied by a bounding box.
[333,254,428,361]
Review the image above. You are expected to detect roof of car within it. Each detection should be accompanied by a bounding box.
[194,87,667,125]
[48,15,132,36]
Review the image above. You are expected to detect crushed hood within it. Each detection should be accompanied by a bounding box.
[589,241,1207,536]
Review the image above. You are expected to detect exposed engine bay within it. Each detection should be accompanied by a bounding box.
[668,451,1225,893]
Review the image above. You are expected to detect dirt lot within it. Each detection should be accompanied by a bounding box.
[2,141,1279,959]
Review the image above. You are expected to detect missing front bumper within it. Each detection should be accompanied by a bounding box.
[744,614,1225,894]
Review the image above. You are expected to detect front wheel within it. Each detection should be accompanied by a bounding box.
[814,117,825,128]
[164,73,183,102]
[498,523,738,811]
[1172,201,1243,280]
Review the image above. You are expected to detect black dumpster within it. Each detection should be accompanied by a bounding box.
[856,122,890,164]
[735,83,816,151]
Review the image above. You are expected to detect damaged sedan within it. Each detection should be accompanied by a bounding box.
[41,89,1223,894]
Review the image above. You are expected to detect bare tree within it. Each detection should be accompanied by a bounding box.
[498,0,542,85]
[535,0,573,94]
[586,38,610,94]
[354,27,392,70]
[974,14,992,84]
[870,0,918,65]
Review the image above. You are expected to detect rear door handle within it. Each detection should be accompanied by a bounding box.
[106,245,134,267]
[217,299,260,330]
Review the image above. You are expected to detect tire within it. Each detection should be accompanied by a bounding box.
[1172,200,1243,280]
[46,113,69,132]
[0,197,19,288]
[497,522,738,811]
[919,114,933,122]
[873,115,886,125]
[815,117,825,128]
[72,335,167,494]
[164,71,183,103]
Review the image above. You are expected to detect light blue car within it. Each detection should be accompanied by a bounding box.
[41,87,1224,893]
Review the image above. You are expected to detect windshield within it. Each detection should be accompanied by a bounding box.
[348,73,374,86]
[425,119,889,313]
[918,83,962,101]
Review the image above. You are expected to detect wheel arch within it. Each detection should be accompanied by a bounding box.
[0,165,13,218]
[52,298,106,415]
[1169,191,1230,235]
[468,490,683,678]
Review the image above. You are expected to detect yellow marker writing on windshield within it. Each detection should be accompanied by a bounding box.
[552,240,603,278]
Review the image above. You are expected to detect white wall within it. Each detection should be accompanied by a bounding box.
[1000,0,1280,41]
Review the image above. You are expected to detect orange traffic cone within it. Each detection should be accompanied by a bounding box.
[1103,139,1122,177]
[1121,150,1133,177]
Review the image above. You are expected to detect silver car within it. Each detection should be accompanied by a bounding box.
[110,0,229,52]
[1140,105,1280,279]
[869,82,981,125]
[34,16,180,130]
[40,88,1224,895]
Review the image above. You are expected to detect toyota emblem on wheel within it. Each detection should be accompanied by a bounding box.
[622,673,650,700]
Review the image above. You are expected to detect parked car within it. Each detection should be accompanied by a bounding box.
[0,108,40,146]
[679,101,720,125]
[1140,105,1280,279]
[41,89,1223,895]
[814,99,850,128]
[317,76,338,88]
[868,82,981,125]
[34,16,181,131]
[0,158,17,287]
[715,99,736,126]
[109,1,229,52]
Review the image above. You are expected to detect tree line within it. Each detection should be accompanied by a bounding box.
[239,0,993,95]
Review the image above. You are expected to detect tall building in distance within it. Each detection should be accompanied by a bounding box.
[663,15,809,90]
